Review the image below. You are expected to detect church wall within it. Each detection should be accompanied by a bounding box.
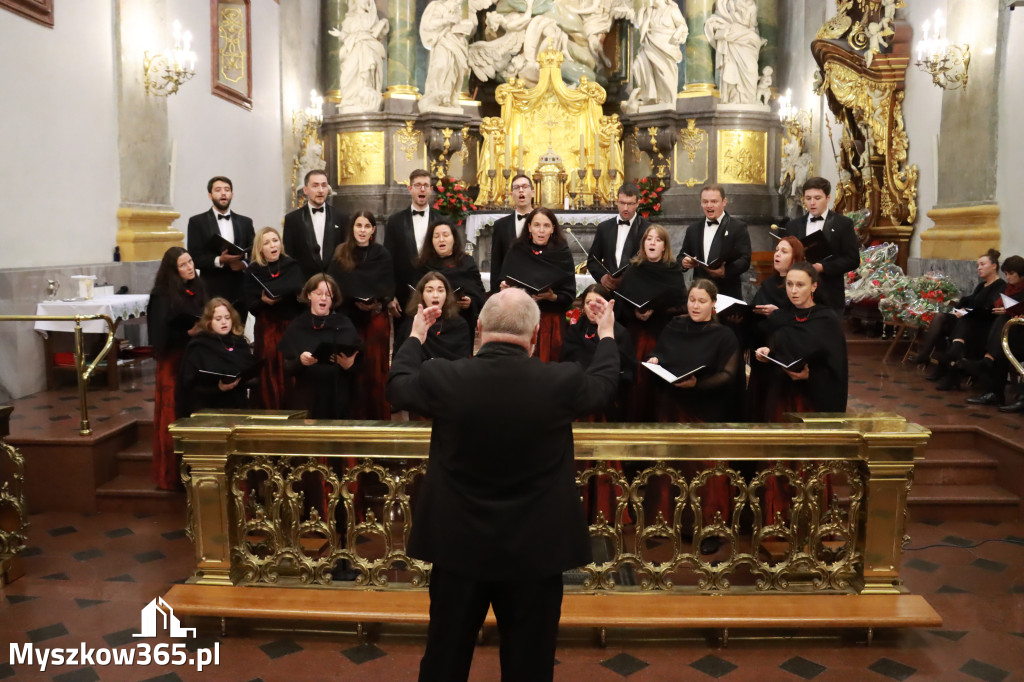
[165,0,286,235]
[996,8,1024,260]
[279,0,322,210]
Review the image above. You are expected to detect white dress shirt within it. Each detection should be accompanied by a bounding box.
[703,215,722,262]
[412,206,430,254]
[310,204,327,257]
[213,210,233,268]
[806,209,829,236]
[614,215,634,268]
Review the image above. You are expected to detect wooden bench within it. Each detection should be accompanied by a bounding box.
[163,584,941,645]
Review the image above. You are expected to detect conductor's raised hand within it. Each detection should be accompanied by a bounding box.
[596,298,616,339]
[410,304,443,343]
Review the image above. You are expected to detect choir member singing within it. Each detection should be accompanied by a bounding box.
[498,207,576,361]
[178,298,257,416]
[243,227,304,409]
[147,246,207,490]
[613,224,686,420]
[394,272,473,362]
[327,212,395,419]
[278,274,362,419]
[488,173,535,294]
[415,221,486,340]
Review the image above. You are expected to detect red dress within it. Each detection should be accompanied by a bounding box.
[534,310,565,362]
[152,349,184,491]
[254,315,289,410]
[348,308,392,420]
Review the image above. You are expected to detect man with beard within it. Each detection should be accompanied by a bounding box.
[283,169,348,281]
[386,169,439,313]
[488,173,535,294]
[186,176,255,322]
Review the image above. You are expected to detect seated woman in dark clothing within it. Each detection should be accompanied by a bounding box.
[179,298,257,416]
[415,221,486,342]
[910,249,1006,390]
[394,271,473,362]
[958,254,1024,407]
[278,274,362,419]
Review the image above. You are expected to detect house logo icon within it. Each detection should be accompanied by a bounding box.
[133,597,196,638]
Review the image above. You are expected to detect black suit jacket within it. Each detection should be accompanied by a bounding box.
[488,212,525,294]
[678,213,751,299]
[283,204,347,281]
[784,211,859,310]
[186,209,255,309]
[387,337,619,579]
[587,215,649,282]
[384,206,440,307]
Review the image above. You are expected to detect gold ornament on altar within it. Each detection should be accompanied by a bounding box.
[476,47,622,209]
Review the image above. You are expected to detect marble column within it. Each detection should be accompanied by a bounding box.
[919,0,1006,258]
[113,0,182,261]
[323,0,346,103]
[385,0,418,97]
[757,0,778,78]
[683,0,715,94]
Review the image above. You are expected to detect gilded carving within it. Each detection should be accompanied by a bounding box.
[336,131,386,186]
[0,442,28,558]
[673,119,708,188]
[717,130,767,185]
[394,121,422,162]
[218,6,246,84]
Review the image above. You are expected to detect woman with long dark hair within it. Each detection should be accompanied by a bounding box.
[147,246,207,490]
[415,221,485,341]
[498,206,576,361]
[327,211,395,419]
[394,271,473,361]
[178,298,256,415]
[243,226,304,409]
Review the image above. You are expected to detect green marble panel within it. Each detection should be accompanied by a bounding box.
[757,0,778,76]
[684,0,715,86]
[324,0,346,96]
[387,0,417,88]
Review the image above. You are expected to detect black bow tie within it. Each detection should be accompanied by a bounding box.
[217,214,230,221]
[311,206,324,214]
[706,219,719,227]
[618,219,630,226]
[412,210,425,217]
[809,215,824,223]
[516,214,527,222]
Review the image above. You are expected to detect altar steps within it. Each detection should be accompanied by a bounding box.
[95,418,185,516]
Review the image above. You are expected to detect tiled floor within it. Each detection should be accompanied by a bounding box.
[2,339,1023,681]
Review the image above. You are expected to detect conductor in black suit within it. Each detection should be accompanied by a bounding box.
[679,183,752,300]
[385,169,438,314]
[784,176,859,310]
[388,288,620,682]
[488,173,535,294]
[587,182,648,291]
[186,176,255,321]
[282,169,347,280]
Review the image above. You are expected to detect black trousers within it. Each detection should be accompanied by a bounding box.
[418,566,564,682]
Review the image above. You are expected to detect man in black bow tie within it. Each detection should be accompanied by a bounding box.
[186,176,255,321]
[488,173,535,294]
[283,169,348,280]
[386,169,439,313]
[783,176,859,311]
[679,184,751,299]
[587,183,648,290]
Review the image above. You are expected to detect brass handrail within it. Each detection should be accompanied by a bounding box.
[1002,316,1024,379]
[0,314,118,435]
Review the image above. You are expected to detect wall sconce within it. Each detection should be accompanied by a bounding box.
[292,89,324,136]
[290,90,327,207]
[778,89,811,138]
[915,10,970,90]
[144,20,198,96]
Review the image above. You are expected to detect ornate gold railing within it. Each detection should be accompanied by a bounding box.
[0,314,117,435]
[172,412,928,596]
[1003,316,1024,379]
[0,405,28,585]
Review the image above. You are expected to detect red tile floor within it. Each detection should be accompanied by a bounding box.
[2,344,1023,681]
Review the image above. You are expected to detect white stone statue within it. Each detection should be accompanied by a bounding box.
[420,0,477,112]
[622,0,688,113]
[704,0,767,104]
[468,0,535,82]
[755,66,772,106]
[329,0,389,113]
[519,15,573,86]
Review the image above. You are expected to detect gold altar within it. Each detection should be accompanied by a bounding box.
[476,48,623,209]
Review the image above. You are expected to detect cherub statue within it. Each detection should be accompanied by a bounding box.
[756,66,773,106]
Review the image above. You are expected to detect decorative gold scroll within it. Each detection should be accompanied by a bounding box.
[674,119,709,188]
[717,130,767,185]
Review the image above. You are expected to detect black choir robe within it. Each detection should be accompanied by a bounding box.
[243,256,305,321]
[561,317,636,421]
[499,239,576,361]
[394,315,473,361]
[488,212,523,294]
[283,203,347,280]
[416,253,487,331]
[178,332,256,416]
[782,212,859,310]
[677,213,751,300]
[278,311,362,419]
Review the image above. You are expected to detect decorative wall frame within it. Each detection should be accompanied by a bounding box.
[0,0,53,28]
[210,0,252,110]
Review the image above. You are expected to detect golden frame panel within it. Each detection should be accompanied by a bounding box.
[674,119,709,188]
[716,129,767,185]
[336,131,386,186]
[211,0,253,110]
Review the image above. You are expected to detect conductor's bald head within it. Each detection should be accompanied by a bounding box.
[478,288,541,349]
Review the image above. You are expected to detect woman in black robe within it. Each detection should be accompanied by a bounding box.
[243,227,304,409]
[179,298,257,416]
[394,271,473,361]
[415,221,485,344]
[278,274,362,419]
[327,211,395,419]
[613,224,686,421]
[646,279,741,551]
[147,246,207,490]
[498,207,576,362]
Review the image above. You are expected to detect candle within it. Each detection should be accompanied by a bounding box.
[518,131,524,168]
[504,130,511,170]
[594,132,600,167]
[579,134,586,168]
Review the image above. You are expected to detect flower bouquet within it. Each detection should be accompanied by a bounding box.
[432,176,478,227]
[635,176,665,220]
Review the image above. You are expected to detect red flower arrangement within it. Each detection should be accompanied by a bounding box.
[432,176,478,227]
[635,176,665,220]
[565,308,582,325]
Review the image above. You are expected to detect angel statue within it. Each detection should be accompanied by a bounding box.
[623,0,688,113]
[704,0,766,104]
[420,0,478,112]
[329,0,389,113]
[468,0,534,83]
